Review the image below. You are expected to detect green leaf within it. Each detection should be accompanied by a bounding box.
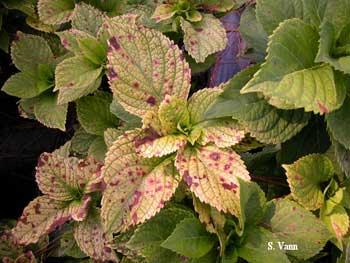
[38,0,75,25]
[158,95,190,134]
[333,138,350,178]
[57,230,86,258]
[55,56,103,104]
[283,154,334,210]
[11,32,54,72]
[74,210,118,262]
[3,72,40,99]
[161,218,216,259]
[110,99,142,126]
[4,0,37,17]
[35,152,103,201]
[302,0,328,28]
[237,226,290,263]
[180,14,227,63]
[56,29,92,54]
[12,196,84,245]
[327,96,350,150]
[261,199,331,259]
[71,2,104,36]
[241,19,346,114]
[106,17,191,117]
[77,91,119,136]
[101,130,180,233]
[104,128,123,149]
[194,0,237,12]
[136,134,188,158]
[88,136,107,161]
[320,198,349,250]
[77,36,107,65]
[206,65,311,144]
[238,179,266,234]
[34,92,68,131]
[151,4,176,22]
[240,5,268,62]
[175,145,250,218]
[127,208,194,263]
[256,0,303,36]
[71,127,98,155]
[321,0,350,36]
[186,53,216,74]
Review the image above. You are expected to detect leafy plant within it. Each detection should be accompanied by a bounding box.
[1,0,350,262]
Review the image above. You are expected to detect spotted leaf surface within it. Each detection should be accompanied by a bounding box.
[175,145,250,217]
[106,18,191,117]
[181,14,227,63]
[35,152,103,201]
[11,32,54,72]
[12,196,75,245]
[151,4,176,22]
[241,19,346,114]
[101,130,180,234]
[136,134,187,158]
[158,95,190,134]
[262,199,331,259]
[283,154,334,210]
[38,0,75,25]
[55,56,103,104]
[74,210,118,262]
[71,3,104,36]
[104,128,123,149]
[56,29,91,54]
[205,65,311,144]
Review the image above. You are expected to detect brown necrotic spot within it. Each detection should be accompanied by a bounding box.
[109,37,121,50]
[209,152,220,161]
[146,96,157,106]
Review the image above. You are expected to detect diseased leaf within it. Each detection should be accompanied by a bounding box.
[175,145,250,217]
[34,92,68,131]
[327,97,350,150]
[206,65,311,144]
[77,91,119,136]
[241,19,346,114]
[151,4,176,22]
[74,210,118,262]
[104,128,123,149]
[158,95,190,134]
[194,0,237,12]
[56,230,86,258]
[0,230,25,261]
[101,130,180,233]
[12,196,75,245]
[35,152,103,201]
[283,154,334,210]
[136,134,187,158]
[55,56,103,104]
[106,18,191,117]
[262,199,331,259]
[161,218,216,259]
[38,0,75,25]
[11,32,54,72]
[56,29,92,54]
[237,226,290,263]
[71,3,104,36]
[180,14,227,63]
[127,208,194,263]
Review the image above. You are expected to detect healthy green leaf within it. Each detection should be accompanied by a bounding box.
[55,56,103,104]
[110,99,142,126]
[327,96,350,150]
[74,210,118,262]
[241,19,345,114]
[2,72,43,99]
[88,136,107,161]
[11,32,55,72]
[106,18,191,117]
[101,130,180,233]
[333,138,350,178]
[56,29,92,54]
[56,230,86,258]
[161,217,216,259]
[283,154,334,210]
[35,152,103,201]
[77,36,107,66]
[194,0,237,12]
[175,145,250,217]
[127,207,194,263]
[71,2,104,36]
[262,199,331,259]
[34,92,68,131]
[38,0,75,25]
[77,91,119,136]
[71,127,98,155]
[180,14,227,63]
[206,65,311,144]
[237,226,290,263]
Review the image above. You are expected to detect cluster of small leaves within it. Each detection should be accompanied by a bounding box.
[1,0,350,262]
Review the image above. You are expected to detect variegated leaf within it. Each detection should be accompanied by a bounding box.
[106,18,191,117]
[56,29,91,54]
[74,210,118,262]
[71,2,104,36]
[175,145,250,217]
[104,128,123,149]
[158,95,190,134]
[35,152,103,201]
[38,0,75,25]
[101,130,180,234]
[180,14,227,63]
[136,134,187,158]
[12,196,76,245]
[151,4,176,23]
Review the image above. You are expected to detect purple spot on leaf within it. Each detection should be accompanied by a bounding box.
[146,96,157,106]
[109,36,121,50]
